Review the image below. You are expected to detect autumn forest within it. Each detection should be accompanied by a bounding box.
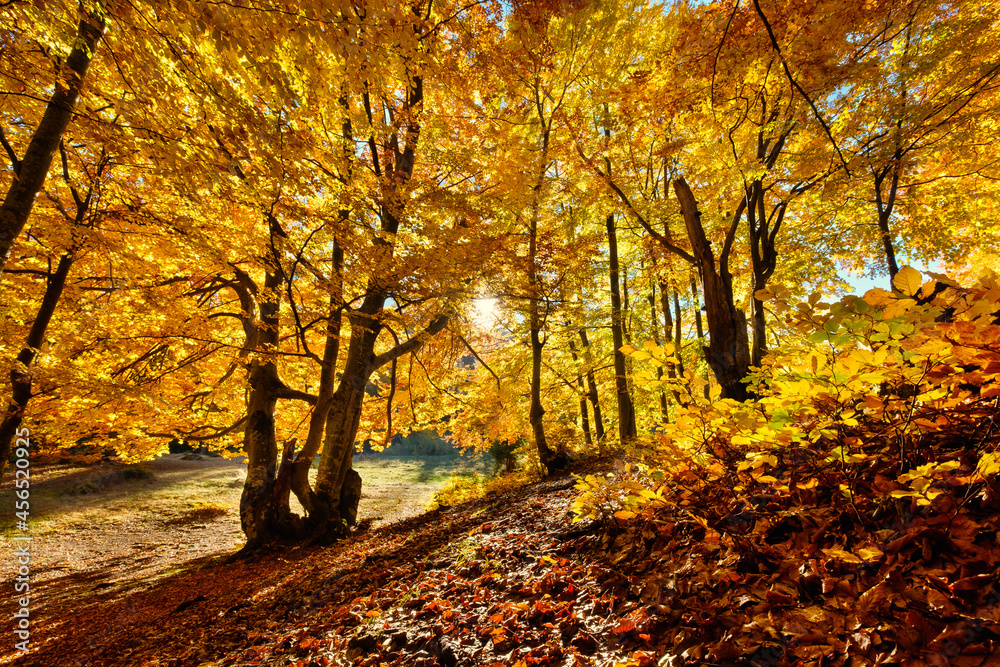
[2,0,1000,664]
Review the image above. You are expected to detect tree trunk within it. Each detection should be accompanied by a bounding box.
[746,180,785,368]
[310,306,380,540]
[673,179,752,401]
[874,150,903,284]
[526,117,555,469]
[607,213,636,442]
[688,275,711,400]
[657,281,684,407]
[568,338,592,445]
[528,313,552,464]
[309,68,436,538]
[672,288,685,378]
[578,328,605,443]
[621,264,636,408]
[0,12,105,281]
[289,241,343,514]
[647,284,669,421]
[0,252,75,480]
[239,266,285,549]
[309,303,449,540]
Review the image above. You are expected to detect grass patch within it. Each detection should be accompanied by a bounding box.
[162,502,230,526]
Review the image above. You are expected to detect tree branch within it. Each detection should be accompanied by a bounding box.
[372,313,450,369]
[145,415,248,442]
[0,126,21,176]
[274,383,318,405]
[751,0,851,176]
[452,328,502,393]
[575,144,696,264]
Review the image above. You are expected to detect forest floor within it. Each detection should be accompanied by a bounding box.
[0,455,629,667]
[2,451,999,667]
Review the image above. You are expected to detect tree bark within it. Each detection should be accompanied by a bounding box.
[688,275,711,400]
[525,110,555,469]
[308,68,438,538]
[672,288,685,378]
[746,180,786,367]
[874,148,903,283]
[309,306,448,539]
[0,252,75,480]
[238,265,285,549]
[657,281,684,406]
[607,213,637,442]
[674,179,752,401]
[311,339,372,539]
[0,11,105,281]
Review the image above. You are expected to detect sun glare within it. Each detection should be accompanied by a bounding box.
[473,297,498,329]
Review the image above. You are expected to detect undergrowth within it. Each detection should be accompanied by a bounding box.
[571,268,1000,665]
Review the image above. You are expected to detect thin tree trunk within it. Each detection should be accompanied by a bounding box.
[528,312,552,463]
[648,283,669,421]
[671,290,688,376]
[878,22,911,286]
[875,149,903,283]
[312,363,369,535]
[310,70,429,537]
[0,11,105,280]
[747,181,786,367]
[607,213,636,442]
[568,338,593,445]
[526,116,555,468]
[578,328,605,443]
[688,275,710,399]
[622,264,636,411]
[239,266,284,549]
[310,306,448,539]
[658,281,683,406]
[0,252,75,479]
[310,300,381,538]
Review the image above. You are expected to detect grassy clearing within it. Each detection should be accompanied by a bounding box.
[0,457,244,536]
[349,452,491,519]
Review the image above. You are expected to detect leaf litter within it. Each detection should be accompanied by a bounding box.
[3,452,1000,667]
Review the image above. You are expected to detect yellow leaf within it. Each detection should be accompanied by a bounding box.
[822,547,862,563]
[893,266,923,296]
[977,453,1000,477]
[858,547,884,561]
